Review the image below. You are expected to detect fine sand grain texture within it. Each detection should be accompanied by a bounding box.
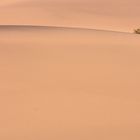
[0,25,140,140]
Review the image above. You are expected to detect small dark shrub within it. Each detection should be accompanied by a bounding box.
[134,29,140,34]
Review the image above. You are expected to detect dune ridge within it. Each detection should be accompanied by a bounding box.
[0,25,134,34]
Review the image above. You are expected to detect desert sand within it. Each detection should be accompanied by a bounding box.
[0,0,140,32]
[0,0,140,140]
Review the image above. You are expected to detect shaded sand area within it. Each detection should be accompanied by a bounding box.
[0,25,140,140]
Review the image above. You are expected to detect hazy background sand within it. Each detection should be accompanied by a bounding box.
[0,26,140,139]
[0,0,140,32]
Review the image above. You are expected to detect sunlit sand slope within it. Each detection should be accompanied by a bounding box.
[0,26,140,140]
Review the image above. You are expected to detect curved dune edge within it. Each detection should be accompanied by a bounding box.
[0,25,132,34]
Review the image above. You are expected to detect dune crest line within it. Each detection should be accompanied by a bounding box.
[0,25,131,34]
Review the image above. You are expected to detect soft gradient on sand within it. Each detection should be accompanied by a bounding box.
[0,0,140,32]
[0,25,140,140]
[0,0,140,140]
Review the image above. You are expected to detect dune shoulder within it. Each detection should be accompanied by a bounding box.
[0,25,140,140]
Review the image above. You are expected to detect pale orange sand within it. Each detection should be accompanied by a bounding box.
[0,0,140,32]
[0,0,140,139]
[0,25,140,140]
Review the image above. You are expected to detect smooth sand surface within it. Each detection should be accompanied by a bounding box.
[0,25,140,139]
[0,0,140,32]
[0,0,140,139]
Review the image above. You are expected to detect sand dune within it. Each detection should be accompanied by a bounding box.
[0,0,140,139]
[0,25,140,140]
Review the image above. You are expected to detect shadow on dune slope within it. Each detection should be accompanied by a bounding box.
[0,25,132,34]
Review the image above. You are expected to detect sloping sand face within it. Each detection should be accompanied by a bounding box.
[0,0,140,32]
[0,26,140,140]
[0,0,140,139]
